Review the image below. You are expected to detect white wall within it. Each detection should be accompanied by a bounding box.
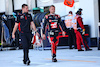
[53,2,67,16]
[31,0,36,9]
[0,0,5,12]
[37,0,53,7]
[5,0,13,15]
[94,0,99,39]
[27,0,36,10]
[14,0,27,10]
[14,0,36,10]
[53,1,79,17]
[64,0,79,15]
[79,0,99,37]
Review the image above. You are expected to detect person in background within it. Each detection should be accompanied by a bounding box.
[64,11,77,49]
[73,8,92,51]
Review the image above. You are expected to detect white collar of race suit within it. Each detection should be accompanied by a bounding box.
[76,15,82,17]
[49,13,56,15]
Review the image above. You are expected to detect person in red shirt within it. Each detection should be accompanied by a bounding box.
[73,8,92,51]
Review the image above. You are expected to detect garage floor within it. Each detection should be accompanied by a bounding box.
[0,47,100,67]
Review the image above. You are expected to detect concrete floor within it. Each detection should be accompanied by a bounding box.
[0,47,100,67]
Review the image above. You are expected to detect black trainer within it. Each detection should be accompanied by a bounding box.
[86,49,92,51]
[98,48,100,50]
[26,60,30,65]
[74,47,77,49]
[78,49,84,51]
[23,60,26,64]
[69,47,73,49]
[52,57,57,62]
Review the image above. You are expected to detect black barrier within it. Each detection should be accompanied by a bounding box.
[58,36,68,46]
[84,25,90,37]
[98,26,100,50]
[91,38,97,47]
[84,25,91,47]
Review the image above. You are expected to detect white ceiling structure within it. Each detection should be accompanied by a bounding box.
[37,0,79,7]
[0,0,79,13]
[0,0,5,12]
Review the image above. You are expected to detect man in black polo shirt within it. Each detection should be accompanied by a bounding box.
[12,4,37,65]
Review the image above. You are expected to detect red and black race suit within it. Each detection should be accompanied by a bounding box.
[43,14,63,57]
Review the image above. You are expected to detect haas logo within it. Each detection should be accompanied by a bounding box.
[51,22,57,29]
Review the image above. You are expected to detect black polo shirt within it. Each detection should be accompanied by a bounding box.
[15,13,33,33]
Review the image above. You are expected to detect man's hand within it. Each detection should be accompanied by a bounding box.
[36,32,40,36]
[42,34,46,40]
[12,23,19,39]
[12,33,15,39]
[62,31,65,37]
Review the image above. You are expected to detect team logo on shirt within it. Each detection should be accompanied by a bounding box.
[28,15,30,17]
[20,16,24,19]
[51,22,57,29]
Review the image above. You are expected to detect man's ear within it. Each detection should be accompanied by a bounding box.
[22,8,23,11]
[49,9,50,11]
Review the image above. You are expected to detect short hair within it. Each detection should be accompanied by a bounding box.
[79,8,83,11]
[49,5,55,9]
[22,4,28,8]
[69,11,73,14]
[76,8,83,15]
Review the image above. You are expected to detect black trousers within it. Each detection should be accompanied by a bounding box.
[21,32,32,61]
[15,31,19,47]
[66,28,77,48]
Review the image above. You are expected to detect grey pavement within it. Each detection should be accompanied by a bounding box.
[0,47,100,67]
